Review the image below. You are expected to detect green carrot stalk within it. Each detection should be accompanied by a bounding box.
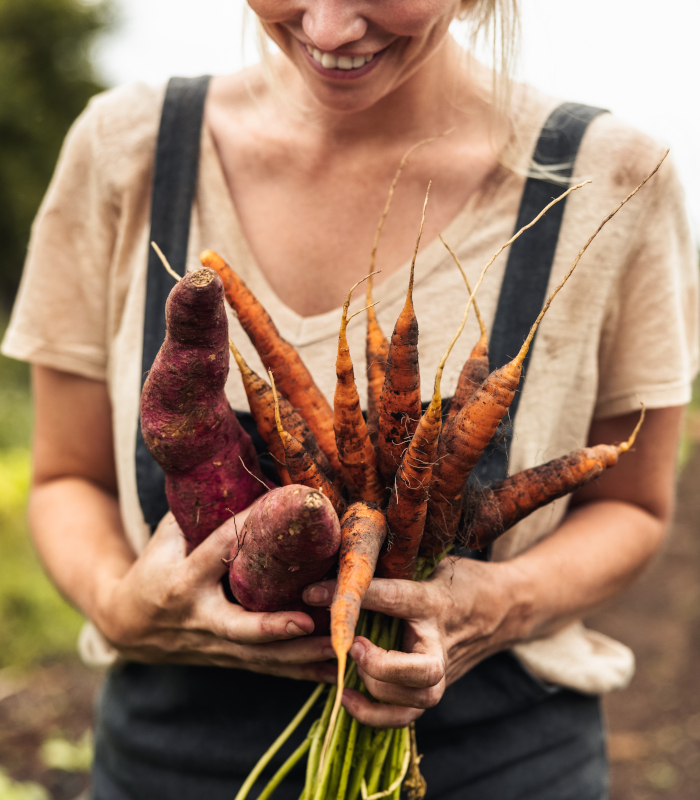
[306,688,336,793]
[336,717,359,800]
[234,683,324,800]
[313,706,349,800]
[347,725,374,800]
[256,737,312,800]
[365,729,395,796]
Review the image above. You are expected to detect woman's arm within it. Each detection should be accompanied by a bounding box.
[304,405,683,726]
[29,365,335,680]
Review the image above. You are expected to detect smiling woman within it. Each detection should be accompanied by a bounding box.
[1,0,697,798]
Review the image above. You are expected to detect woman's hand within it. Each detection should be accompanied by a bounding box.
[303,557,522,727]
[96,510,337,681]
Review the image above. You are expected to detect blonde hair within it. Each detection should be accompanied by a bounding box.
[456,0,521,118]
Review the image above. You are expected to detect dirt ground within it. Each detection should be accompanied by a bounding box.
[1,447,699,799]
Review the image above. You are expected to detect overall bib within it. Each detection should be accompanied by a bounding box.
[93,78,609,800]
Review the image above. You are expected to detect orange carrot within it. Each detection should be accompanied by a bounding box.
[376,186,430,483]
[228,339,331,485]
[365,281,390,447]
[440,236,490,428]
[200,250,340,477]
[463,409,645,551]
[334,279,385,505]
[421,154,667,559]
[270,372,347,516]
[365,135,440,444]
[320,501,387,777]
[377,261,476,580]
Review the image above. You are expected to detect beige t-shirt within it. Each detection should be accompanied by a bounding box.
[4,81,698,693]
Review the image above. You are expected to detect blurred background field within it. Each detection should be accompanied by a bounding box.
[0,1,698,799]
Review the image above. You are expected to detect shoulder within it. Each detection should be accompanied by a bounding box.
[60,81,167,198]
[576,111,676,210]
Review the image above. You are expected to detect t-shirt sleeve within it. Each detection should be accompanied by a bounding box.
[594,155,699,418]
[1,97,117,381]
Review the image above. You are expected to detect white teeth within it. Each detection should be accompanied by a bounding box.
[306,44,377,70]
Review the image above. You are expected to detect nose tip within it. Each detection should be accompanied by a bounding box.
[302,4,368,53]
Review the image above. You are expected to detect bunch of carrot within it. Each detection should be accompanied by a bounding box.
[147,142,666,800]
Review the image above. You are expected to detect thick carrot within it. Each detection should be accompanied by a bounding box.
[200,249,340,477]
[320,502,388,780]
[376,186,430,483]
[463,409,645,551]
[270,372,347,517]
[440,236,490,428]
[421,154,667,558]
[334,279,385,505]
[365,136,440,444]
[228,338,332,485]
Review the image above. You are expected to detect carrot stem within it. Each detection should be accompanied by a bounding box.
[233,682,324,800]
[255,737,312,800]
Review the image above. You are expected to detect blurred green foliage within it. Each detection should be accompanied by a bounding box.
[0,0,113,309]
[0,317,84,669]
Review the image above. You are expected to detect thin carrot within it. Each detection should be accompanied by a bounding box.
[421,153,668,558]
[320,502,388,780]
[365,135,443,443]
[334,278,385,505]
[270,372,347,516]
[229,339,332,484]
[378,258,476,580]
[440,236,490,427]
[365,286,390,447]
[376,185,430,483]
[463,408,645,551]
[201,249,340,477]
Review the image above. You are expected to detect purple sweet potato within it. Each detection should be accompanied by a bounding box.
[140,267,266,550]
[229,485,340,621]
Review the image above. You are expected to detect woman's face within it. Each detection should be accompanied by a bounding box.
[249,0,463,114]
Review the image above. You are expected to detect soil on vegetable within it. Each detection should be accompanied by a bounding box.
[1,436,699,799]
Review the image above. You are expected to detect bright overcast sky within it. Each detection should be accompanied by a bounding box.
[96,0,700,238]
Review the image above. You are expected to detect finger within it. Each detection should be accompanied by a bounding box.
[358,670,446,709]
[198,591,320,643]
[360,578,431,621]
[341,688,424,728]
[118,639,337,683]
[186,513,247,583]
[302,580,336,606]
[349,636,445,689]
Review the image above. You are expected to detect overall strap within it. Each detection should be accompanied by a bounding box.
[136,75,212,531]
[469,102,607,492]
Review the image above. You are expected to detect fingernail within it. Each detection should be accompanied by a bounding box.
[286,622,308,636]
[350,641,366,661]
[322,646,336,659]
[306,585,329,604]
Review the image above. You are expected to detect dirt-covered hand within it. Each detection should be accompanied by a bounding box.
[303,557,522,727]
[97,510,336,681]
